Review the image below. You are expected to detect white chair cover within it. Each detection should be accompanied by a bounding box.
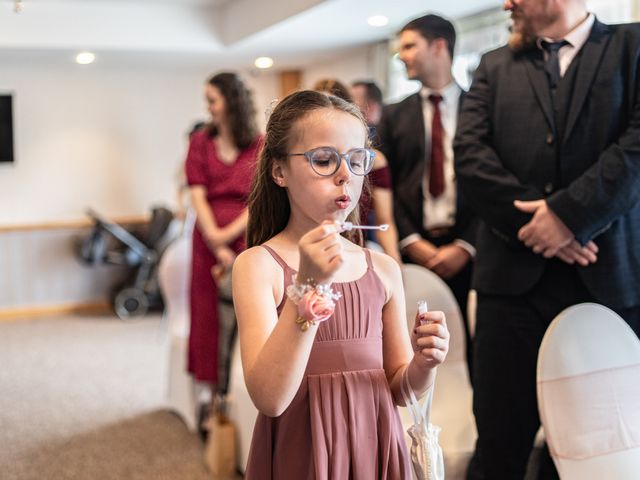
[157,234,197,431]
[227,337,259,473]
[399,264,477,480]
[537,303,640,479]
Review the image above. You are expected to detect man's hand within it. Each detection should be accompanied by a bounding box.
[556,240,599,266]
[514,199,573,257]
[425,244,471,279]
[403,239,438,266]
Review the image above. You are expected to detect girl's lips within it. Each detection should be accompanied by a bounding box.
[335,195,351,210]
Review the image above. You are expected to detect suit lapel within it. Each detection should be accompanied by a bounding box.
[395,93,425,207]
[410,93,426,202]
[563,19,610,144]
[410,93,426,163]
[523,50,556,132]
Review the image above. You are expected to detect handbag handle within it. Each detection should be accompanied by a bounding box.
[401,367,435,426]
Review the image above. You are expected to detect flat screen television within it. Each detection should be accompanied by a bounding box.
[0,94,14,163]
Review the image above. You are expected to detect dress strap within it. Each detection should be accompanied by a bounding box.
[363,248,374,271]
[260,244,295,313]
[260,244,295,275]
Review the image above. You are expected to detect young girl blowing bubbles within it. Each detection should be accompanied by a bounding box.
[233,90,450,479]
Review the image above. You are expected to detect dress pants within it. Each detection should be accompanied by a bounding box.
[466,259,640,480]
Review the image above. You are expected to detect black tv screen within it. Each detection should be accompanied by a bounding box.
[0,94,14,163]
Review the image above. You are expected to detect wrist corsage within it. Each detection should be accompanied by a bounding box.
[286,275,341,331]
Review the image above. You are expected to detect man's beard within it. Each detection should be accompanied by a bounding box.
[507,17,537,52]
[508,29,536,51]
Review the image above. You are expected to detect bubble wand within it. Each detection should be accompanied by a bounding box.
[337,222,389,232]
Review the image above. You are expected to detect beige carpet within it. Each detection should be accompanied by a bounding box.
[0,314,221,480]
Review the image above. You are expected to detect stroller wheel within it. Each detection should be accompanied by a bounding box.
[113,287,149,320]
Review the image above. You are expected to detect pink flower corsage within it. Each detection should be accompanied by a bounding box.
[300,290,334,320]
[286,275,341,331]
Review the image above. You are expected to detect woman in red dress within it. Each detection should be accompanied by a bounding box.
[185,72,262,417]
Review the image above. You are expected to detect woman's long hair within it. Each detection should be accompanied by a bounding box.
[206,72,258,149]
[246,90,370,247]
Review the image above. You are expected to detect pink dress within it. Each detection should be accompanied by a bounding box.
[244,245,411,479]
[185,130,261,382]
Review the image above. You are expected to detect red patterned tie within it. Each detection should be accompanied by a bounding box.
[428,94,445,198]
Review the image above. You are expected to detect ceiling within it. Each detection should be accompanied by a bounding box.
[0,0,500,69]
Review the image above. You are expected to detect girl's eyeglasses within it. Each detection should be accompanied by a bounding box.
[288,146,375,176]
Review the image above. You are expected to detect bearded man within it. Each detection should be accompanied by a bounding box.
[454,0,640,478]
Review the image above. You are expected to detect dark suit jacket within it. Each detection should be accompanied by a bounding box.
[454,19,640,309]
[377,90,478,246]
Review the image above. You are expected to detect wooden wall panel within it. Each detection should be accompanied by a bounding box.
[279,70,302,98]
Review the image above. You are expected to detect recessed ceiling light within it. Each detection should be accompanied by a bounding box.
[367,15,388,27]
[254,57,274,69]
[76,52,95,65]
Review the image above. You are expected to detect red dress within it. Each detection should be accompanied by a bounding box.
[185,130,261,382]
[359,165,392,223]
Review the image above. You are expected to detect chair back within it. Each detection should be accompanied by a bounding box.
[537,303,640,479]
[400,264,476,479]
[157,235,192,337]
[401,264,466,363]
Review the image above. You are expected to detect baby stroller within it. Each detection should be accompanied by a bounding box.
[77,206,175,319]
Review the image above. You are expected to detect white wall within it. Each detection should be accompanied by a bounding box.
[0,60,280,311]
[302,43,388,94]
[0,44,386,227]
[0,60,279,311]
[0,51,370,311]
[0,62,278,226]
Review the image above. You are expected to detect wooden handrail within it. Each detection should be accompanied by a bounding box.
[0,301,112,322]
[0,215,150,233]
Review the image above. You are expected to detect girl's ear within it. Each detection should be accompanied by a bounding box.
[272,161,287,187]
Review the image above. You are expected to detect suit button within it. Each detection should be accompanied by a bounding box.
[546,132,554,145]
[544,182,553,194]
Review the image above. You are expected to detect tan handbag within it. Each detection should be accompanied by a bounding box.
[401,370,445,480]
[203,396,237,479]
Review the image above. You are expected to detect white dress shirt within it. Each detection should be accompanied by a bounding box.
[399,81,475,256]
[420,82,460,231]
[538,13,595,76]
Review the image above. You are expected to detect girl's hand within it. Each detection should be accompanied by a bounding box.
[297,220,343,285]
[411,310,449,369]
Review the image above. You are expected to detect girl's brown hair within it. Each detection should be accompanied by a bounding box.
[206,72,259,149]
[246,90,370,247]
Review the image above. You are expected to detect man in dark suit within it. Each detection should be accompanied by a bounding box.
[378,14,477,371]
[454,0,640,478]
